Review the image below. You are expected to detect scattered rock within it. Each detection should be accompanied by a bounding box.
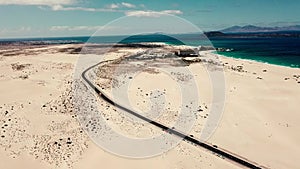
[19,75,29,79]
[11,63,31,71]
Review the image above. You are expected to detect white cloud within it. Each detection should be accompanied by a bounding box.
[0,1,182,19]
[50,5,117,12]
[48,2,137,12]
[0,26,31,37]
[19,26,31,31]
[106,2,136,9]
[0,0,75,6]
[162,10,183,15]
[107,3,120,9]
[50,25,113,31]
[121,2,135,8]
[51,4,64,11]
[125,10,183,17]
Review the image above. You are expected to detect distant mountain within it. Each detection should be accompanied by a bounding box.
[204,31,300,38]
[220,25,300,33]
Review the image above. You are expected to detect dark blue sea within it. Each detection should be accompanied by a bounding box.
[211,37,300,68]
[1,34,300,68]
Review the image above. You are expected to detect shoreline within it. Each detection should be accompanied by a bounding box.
[1,37,299,69]
[133,42,300,70]
[215,52,300,70]
[216,51,300,69]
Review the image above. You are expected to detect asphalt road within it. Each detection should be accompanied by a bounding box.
[81,53,264,169]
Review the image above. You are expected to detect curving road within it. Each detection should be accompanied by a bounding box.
[81,53,264,169]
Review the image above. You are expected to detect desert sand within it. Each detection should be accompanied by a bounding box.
[0,43,299,169]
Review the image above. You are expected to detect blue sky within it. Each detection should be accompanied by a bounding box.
[0,0,299,38]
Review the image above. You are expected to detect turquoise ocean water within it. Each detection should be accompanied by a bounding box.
[1,34,300,68]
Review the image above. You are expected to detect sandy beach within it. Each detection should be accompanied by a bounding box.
[0,43,299,169]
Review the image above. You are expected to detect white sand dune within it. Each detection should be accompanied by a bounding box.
[0,44,299,169]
